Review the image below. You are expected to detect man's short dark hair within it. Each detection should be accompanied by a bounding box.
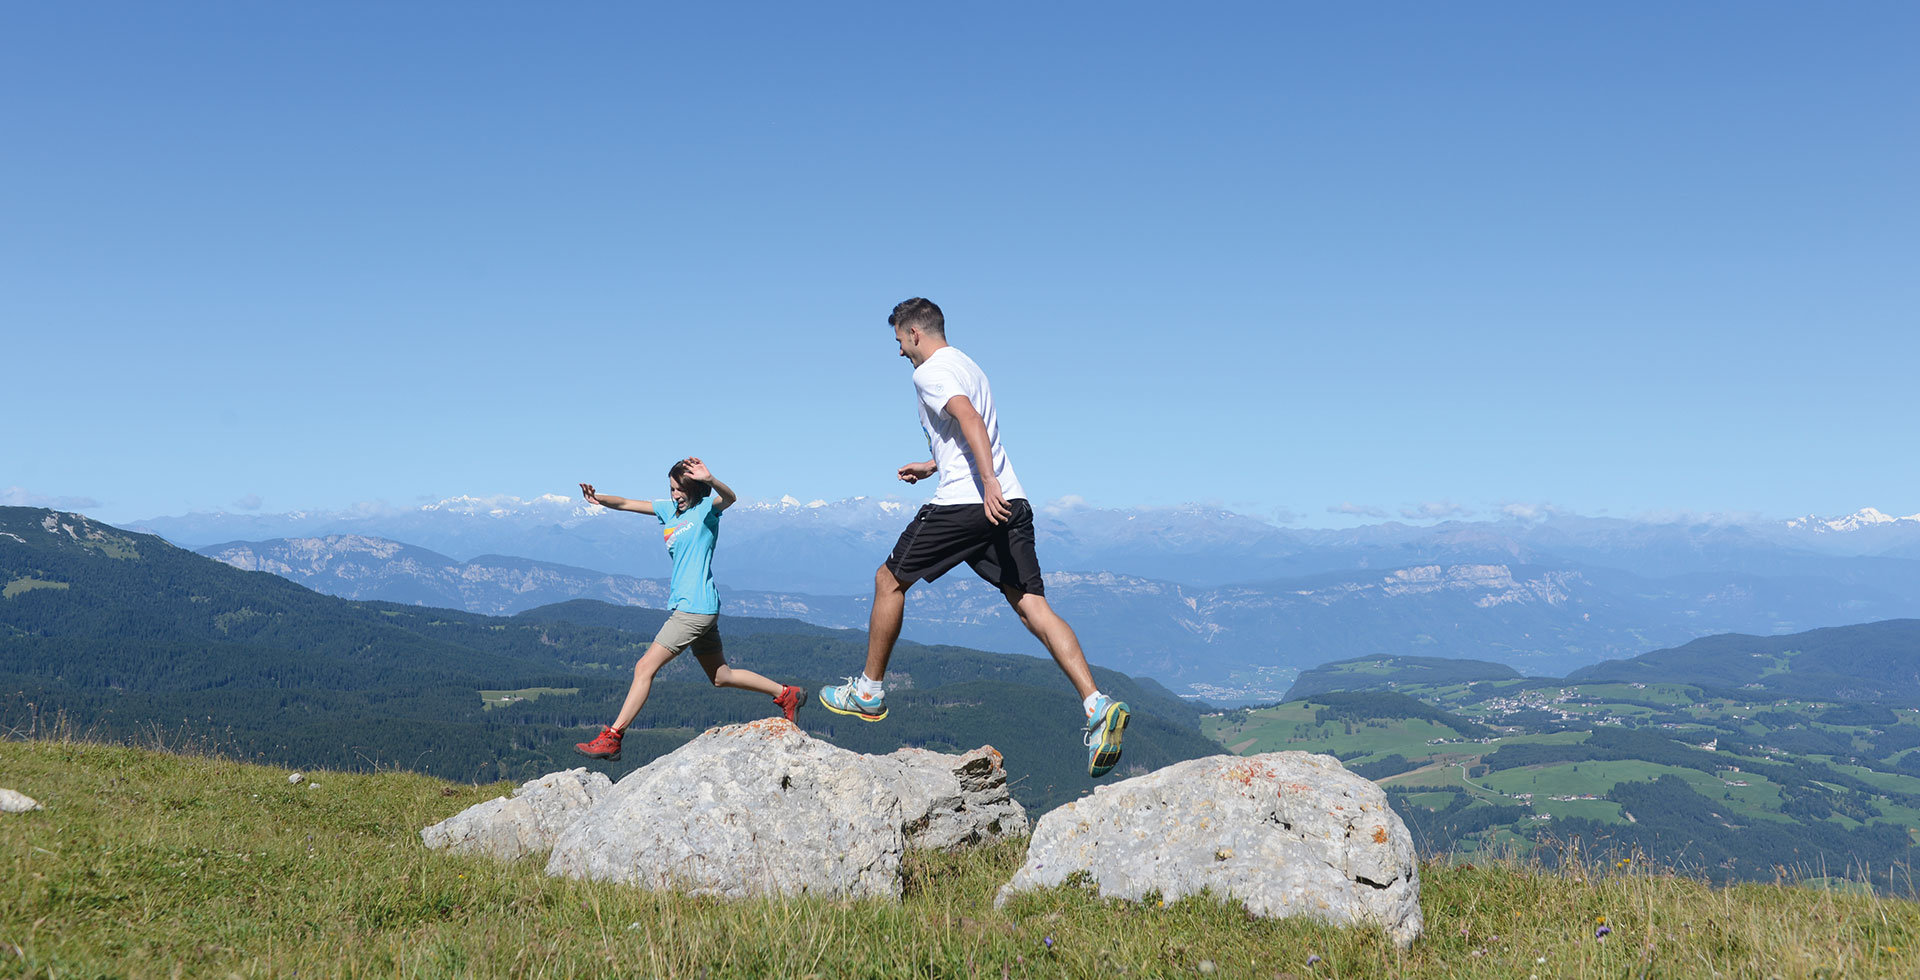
[667,460,711,504]
[889,297,945,337]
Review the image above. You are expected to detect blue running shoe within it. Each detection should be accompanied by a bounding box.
[818,677,889,722]
[1084,694,1130,777]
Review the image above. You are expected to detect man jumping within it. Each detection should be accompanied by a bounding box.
[818,297,1131,777]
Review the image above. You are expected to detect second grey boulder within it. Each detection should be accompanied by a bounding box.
[998,751,1423,947]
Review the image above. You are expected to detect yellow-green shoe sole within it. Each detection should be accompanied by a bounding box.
[1088,704,1129,777]
[819,698,888,722]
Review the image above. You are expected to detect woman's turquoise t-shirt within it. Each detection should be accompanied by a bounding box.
[651,497,722,614]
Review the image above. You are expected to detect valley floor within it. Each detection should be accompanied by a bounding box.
[4,738,1920,978]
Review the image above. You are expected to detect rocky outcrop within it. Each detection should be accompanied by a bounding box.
[421,768,612,861]
[0,788,43,813]
[881,745,1027,851]
[542,719,1026,898]
[997,752,1423,947]
[422,719,1025,901]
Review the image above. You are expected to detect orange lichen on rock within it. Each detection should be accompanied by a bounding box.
[1372,826,1389,844]
[726,717,796,739]
[1220,761,1278,786]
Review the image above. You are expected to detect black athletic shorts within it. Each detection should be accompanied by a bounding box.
[885,498,1046,596]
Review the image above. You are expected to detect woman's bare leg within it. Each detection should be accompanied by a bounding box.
[695,648,784,697]
[611,643,679,731]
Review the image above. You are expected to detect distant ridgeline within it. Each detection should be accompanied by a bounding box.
[1208,620,1920,891]
[0,507,1218,814]
[1566,620,1920,703]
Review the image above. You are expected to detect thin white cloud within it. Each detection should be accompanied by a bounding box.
[1041,494,1089,515]
[2,486,103,511]
[1270,508,1303,525]
[1499,501,1571,522]
[233,493,265,511]
[1401,501,1473,521]
[1328,502,1388,519]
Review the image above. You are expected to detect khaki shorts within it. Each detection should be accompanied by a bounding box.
[653,610,722,656]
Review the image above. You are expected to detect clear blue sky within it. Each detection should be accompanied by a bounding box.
[6,3,1915,527]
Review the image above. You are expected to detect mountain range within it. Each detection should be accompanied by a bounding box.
[135,496,1920,590]
[150,498,1920,698]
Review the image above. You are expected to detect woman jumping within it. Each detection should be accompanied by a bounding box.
[573,456,804,761]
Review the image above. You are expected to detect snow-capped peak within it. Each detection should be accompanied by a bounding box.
[1785,507,1920,532]
[420,494,586,518]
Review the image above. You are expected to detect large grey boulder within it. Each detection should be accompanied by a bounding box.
[543,718,1025,899]
[998,752,1423,947]
[421,768,612,861]
[0,788,43,813]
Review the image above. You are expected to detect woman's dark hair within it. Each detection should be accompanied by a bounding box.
[667,460,711,506]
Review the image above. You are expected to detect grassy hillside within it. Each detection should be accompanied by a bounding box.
[1566,619,1920,702]
[7,737,1920,979]
[1286,655,1523,700]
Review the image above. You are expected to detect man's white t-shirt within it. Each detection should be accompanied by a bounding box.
[912,346,1026,506]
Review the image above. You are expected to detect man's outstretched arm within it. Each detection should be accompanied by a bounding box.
[943,395,1011,524]
[579,483,656,515]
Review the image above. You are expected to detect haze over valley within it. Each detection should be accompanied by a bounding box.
[138,495,1920,702]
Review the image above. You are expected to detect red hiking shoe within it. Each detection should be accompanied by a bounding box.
[575,726,622,760]
[774,685,806,724]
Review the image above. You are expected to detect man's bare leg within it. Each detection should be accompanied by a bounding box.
[1010,588,1130,777]
[865,562,911,682]
[1007,590,1098,699]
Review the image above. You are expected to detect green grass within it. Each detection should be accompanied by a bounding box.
[1381,760,1485,794]
[1530,798,1625,823]
[479,687,581,710]
[1558,683,1696,707]
[6,737,1920,978]
[1482,759,1676,798]
[3,576,69,599]
[1202,705,1461,759]
[1827,762,1920,797]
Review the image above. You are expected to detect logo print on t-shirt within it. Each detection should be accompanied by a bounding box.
[663,519,691,553]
